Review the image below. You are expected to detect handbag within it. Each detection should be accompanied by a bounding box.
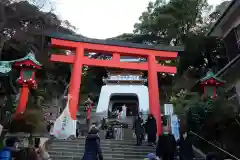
[132,132,136,139]
[145,134,148,141]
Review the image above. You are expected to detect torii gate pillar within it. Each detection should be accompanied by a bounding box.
[148,54,162,134]
[68,47,83,119]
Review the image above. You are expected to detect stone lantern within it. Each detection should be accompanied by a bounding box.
[13,52,42,114]
[199,71,225,99]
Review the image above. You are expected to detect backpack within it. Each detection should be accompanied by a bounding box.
[0,148,12,160]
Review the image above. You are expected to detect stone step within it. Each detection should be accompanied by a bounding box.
[50,155,146,160]
[49,155,201,160]
[48,149,153,155]
[49,144,155,151]
[49,152,153,159]
[49,146,154,153]
[50,140,141,145]
[48,137,155,160]
[49,155,183,160]
[49,141,153,146]
[50,138,137,143]
[49,142,153,147]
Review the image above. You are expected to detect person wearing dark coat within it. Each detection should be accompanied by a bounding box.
[101,118,106,130]
[145,114,157,146]
[206,152,218,160]
[132,114,144,145]
[76,120,81,137]
[179,132,194,160]
[82,127,103,160]
[156,127,176,160]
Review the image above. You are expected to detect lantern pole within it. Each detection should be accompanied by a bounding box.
[16,85,29,114]
[13,52,41,115]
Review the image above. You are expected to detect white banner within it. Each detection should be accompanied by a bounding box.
[52,95,76,139]
[164,104,174,115]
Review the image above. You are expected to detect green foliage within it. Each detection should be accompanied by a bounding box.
[186,97,212,132]
[8,109,46,133]
[133,0,212,44]
[81,67,107,95]
[171,89,237,133]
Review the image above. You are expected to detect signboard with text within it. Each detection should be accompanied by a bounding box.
[164,104,174,115]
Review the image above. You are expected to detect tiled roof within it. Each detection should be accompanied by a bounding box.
[48,32,184,52]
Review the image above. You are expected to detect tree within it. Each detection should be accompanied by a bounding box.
[178,34,228,77]
[0,0,77,123]
[134,0,212,44]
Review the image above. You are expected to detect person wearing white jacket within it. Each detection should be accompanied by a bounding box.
[122,104,127,119]
[115,106,126,140]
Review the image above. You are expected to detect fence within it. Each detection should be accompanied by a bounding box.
[190,131,240,160]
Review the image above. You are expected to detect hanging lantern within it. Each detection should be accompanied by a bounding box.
[199,70,225,99]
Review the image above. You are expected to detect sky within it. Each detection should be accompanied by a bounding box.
[50,0,225,39]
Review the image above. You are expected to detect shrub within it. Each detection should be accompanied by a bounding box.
[8,109,46,133]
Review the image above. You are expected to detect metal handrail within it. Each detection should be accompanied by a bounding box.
[190,131,240,160]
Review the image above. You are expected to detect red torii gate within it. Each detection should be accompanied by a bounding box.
[49,34,183,135]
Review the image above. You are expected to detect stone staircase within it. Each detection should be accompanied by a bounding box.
[47,138,206,160]
[47,115,205,160]
[47,116,156,160]
[47,138,155,160]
